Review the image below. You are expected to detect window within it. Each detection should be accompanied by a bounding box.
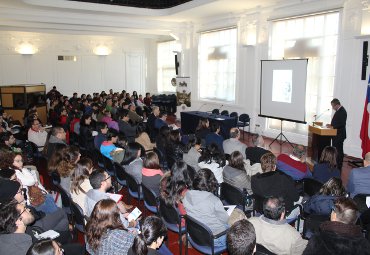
[268,12,339,134]
[198,28,237,102]
[157,41,180,93]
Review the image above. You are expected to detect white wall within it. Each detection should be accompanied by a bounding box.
[176,0,365,158]
[0,32,156,97]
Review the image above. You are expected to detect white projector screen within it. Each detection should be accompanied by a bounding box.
[259,59,308,124]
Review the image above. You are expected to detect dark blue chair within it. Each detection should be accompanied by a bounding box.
[125,172,142,204]
[141,184,158,216]
[185,214,228,255]
[158,197,185,255]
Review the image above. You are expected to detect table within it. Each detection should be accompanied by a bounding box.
[180,111,237,139]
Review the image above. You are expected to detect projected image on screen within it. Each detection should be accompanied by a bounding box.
[272,70,292,103]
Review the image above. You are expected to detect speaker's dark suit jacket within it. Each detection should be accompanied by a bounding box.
[331,106,347,142]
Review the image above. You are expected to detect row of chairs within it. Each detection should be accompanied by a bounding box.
[211,109,251,139]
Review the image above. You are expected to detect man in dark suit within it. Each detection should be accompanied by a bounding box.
[245,134,270,165]
[327,98,347,170]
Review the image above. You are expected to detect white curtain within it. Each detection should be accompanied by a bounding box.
[268,12,339,134]
[198,28,237,102]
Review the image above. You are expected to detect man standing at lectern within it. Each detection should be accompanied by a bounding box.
[327,98,347,170]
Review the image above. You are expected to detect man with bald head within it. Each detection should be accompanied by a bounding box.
[347,152,370,197]
[223,128,247,158]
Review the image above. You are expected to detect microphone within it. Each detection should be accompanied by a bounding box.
[218,104,224,112]
[197,103,207,112]
[314,109,330,122]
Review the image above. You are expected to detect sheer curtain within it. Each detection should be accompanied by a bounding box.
[157,40,180,93]
[198,28,237,102]
[268,12,339,134]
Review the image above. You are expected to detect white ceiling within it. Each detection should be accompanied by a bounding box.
[0,0,312,38]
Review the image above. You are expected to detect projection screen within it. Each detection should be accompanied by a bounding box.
[259,59,308,124]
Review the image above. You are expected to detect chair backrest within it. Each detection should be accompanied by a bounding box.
[50,171,61,186]
[230,112,238,118]
[239,113,250,123]
[125,172,141,193]
[220,182,245,210]
[212,109,220,115]
[303,178,323,197]
[153,147,167,169]
[114,162,126,182]
[55,183,72,209]
[70,201,86,232]
[142,184,158,207]
[186,214,214,247]
[103,156,116,176]
[253,194,265,214]
[158,197,181,225]
[353,194,370,213]
[220,110,229,116]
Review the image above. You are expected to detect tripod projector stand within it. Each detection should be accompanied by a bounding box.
[269,119,294,149]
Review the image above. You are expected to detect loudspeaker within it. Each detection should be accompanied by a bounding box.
[362,41,368,80]
[175,54,180,75]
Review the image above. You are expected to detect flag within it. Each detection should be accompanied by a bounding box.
[360,80,370,158]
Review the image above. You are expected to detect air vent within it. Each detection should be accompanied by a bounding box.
[57,56,77,61]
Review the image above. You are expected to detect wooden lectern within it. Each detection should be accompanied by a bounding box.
[307,123,337,163]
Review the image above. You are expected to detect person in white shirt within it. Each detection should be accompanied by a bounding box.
[28,119,48,151]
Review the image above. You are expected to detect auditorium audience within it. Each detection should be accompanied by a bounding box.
[304,197,370,254]
[347,151,370,197]
[86,199,135,255]
[135,123,155,151]
[85,169,136,229]
[227,219,256,255]
[141,152,164,196]
[94,121,108,150]
[44,126,67,160]
[277,144,312,180]
[182,136,202,172]
[183,168,229,248]
[118,109,137,143]
[198,143,226,183]
[303,177,346,215]
[245,134,270,165]
[195,118,210,141]
[223,128,247,158]
[251,152,299,213]
[70,157,94,213]
[0,199,36,255]
[28,119,48,151]
[248,197,308,254]
[128,215,171,255]
[79,114,95,151]
[223,150,252,194]
[205,122,224,152]
[312,146,340,183]
[122,142,143,184]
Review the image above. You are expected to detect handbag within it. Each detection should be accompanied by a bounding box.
[28,185,46,207]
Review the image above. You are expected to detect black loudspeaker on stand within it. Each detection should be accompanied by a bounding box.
[362,41,368,80]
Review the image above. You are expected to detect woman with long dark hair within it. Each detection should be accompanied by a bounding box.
[313,146,340,183]
[223,150,252,193]
[198,143,226,183]
[128,216,168,255]
[70,157,94,213]
[142,152,164,196]
[183,168,229,248]
[195,118,210,140]
[304,177,347,215]
[121,142,143,183]
[86,199,134,255]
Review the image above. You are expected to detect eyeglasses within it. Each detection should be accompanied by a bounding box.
[14,159,23,163]
[17,189,24,195]
[18,206,29,219]
[331,206,336,213]
[104,175,111,181]
[56,242,64,255]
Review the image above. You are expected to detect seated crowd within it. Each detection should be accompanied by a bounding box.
[0,87,369,255]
